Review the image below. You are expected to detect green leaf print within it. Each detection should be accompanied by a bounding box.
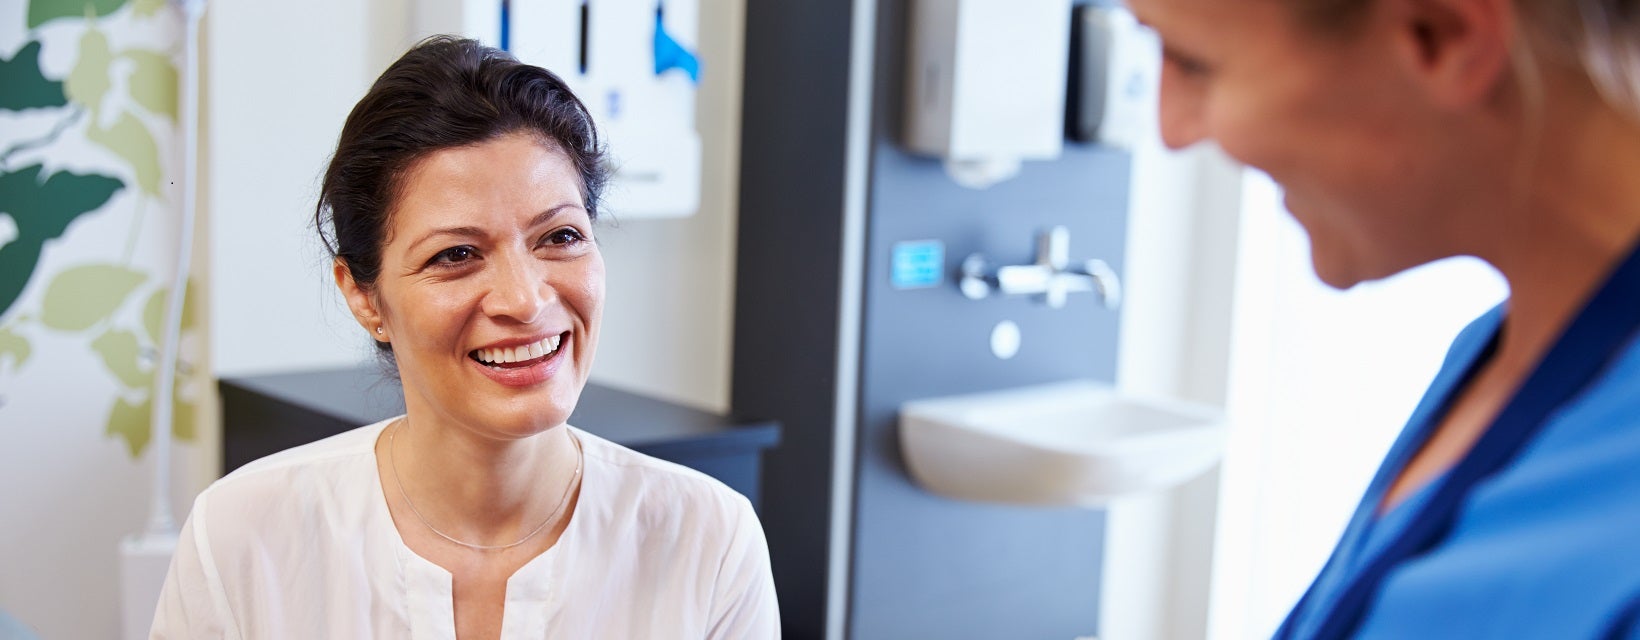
[91,327,149,388]
[141,281,196,344]
[123,50,177,121]
[27,0,131,28]
[0,41,68,111]
[172,390,196,441]
[87,112,163,196]
[0,326,30,369]
[132,0,165,17]
[104,379,197,457]
[0,166,125,318]
[106,394,150,457]
[39,264,146,332]
[64,27,113,117]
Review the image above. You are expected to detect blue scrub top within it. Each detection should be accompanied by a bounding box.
[1277,245,1640,639]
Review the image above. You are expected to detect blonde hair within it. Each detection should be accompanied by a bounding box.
[1569,0,1640,120]
[1296,0,1640,121]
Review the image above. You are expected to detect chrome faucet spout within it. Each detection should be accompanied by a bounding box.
[1075,258,1122,310]
[958,226,1121,310]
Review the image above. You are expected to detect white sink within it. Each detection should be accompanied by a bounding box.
[899,379,1226,506]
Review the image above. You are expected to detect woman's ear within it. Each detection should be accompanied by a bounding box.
[1390,0,1515,109]
[334,258,388,342]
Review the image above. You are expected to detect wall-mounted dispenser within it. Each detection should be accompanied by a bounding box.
[414,0,703,218]
[902,0,1073,189]
[1068,5,1160,150]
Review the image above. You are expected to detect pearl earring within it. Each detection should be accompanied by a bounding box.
[376,327,384,335]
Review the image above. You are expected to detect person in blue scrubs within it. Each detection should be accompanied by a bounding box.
[1123,0,1640,636]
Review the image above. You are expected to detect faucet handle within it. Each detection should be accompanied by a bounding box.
[1041,226,1071,270]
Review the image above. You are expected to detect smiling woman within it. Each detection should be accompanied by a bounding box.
[149,37,778,639]
[342,133,604,443]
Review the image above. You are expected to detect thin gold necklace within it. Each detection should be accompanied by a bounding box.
[387,418,582,551]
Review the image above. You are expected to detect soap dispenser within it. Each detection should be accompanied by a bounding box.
[901,0,1073,188]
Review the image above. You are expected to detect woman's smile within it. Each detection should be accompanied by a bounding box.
[468,330,572,387]
[471,332,563,367]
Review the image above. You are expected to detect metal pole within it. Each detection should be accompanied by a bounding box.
[145,0,207,538]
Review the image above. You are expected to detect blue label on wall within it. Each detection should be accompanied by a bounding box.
[891,240,945,289]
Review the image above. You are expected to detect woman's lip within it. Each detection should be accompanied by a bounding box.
[470,335,567,387]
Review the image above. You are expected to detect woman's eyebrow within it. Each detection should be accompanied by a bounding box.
[406,226,486,255]
[403,203,585,254]
[526,202,586,228]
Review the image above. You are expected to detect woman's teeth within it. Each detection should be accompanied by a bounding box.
[472,334,562,365]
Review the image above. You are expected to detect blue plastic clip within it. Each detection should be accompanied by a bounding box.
[652,8,700,84]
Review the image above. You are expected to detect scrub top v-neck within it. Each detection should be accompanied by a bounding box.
[1281,473,1448,640]
[1276,240,1640,640]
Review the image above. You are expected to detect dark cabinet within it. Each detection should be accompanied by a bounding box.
[220,367,780,509]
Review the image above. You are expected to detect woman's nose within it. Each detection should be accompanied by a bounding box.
[483,253,554,323]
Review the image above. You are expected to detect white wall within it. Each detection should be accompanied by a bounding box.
[1106,138,1245,640]
[588,1,743,413]
[205,0,413,378]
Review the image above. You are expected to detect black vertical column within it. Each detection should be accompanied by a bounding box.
[734,2,863,639]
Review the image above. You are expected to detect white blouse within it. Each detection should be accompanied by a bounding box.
[150,418,780,639]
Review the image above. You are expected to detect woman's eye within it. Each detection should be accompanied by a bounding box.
[1163,49,1211,77]
[430,246,478,266]
[544,227,588,246]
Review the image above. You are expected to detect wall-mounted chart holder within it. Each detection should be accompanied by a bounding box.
[415,0,704,218]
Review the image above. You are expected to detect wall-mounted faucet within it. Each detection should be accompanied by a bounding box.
[959,226,1121,309]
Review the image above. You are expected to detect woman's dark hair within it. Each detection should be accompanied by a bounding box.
[315,36,608,330]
